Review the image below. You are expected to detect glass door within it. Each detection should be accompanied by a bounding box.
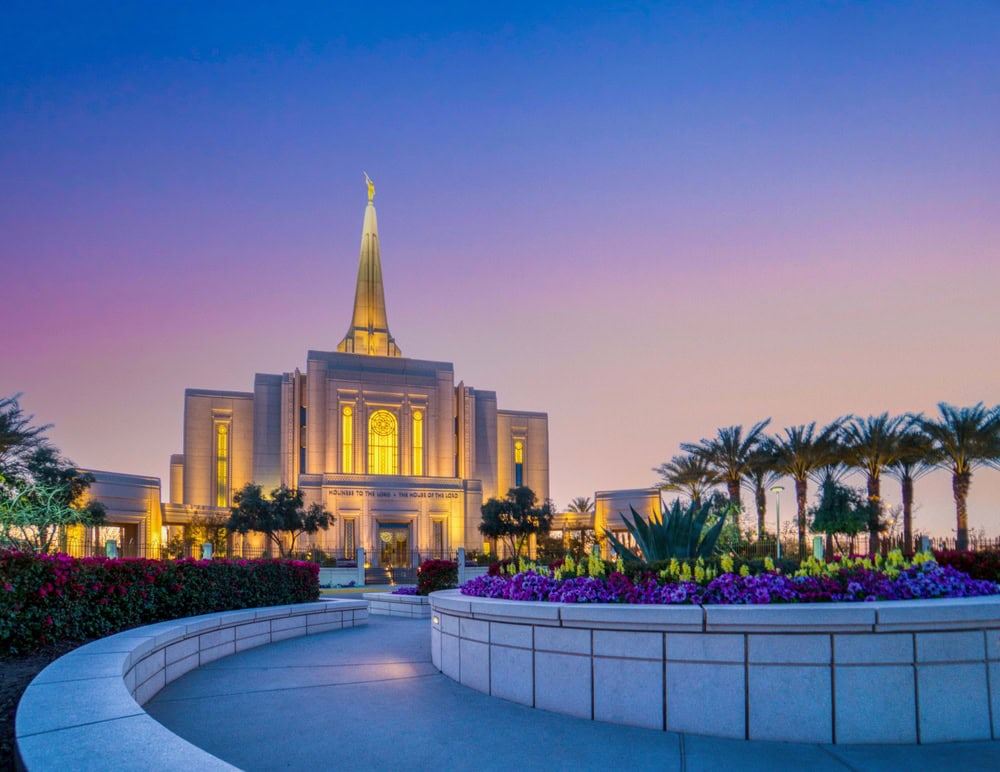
[378,523,410,567]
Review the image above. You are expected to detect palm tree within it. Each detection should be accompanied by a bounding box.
[841,413,909,555]
[653,453,721,504]
[770,419,845,555]
[914,402,1000,551]
[0,393,51,481]
[885,424,938,553]
[681,419,771,524]
[744,443,782,536]
[567,497,595,515]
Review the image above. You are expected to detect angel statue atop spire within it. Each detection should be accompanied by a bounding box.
[364,172,375,202]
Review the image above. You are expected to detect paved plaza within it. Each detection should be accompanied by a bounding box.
[146,616,1000,771]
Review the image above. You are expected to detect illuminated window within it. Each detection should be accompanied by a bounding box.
[514,440,524,487]
[342,406,353,473]
[215,423,230,507]
[368,410,398,475]
[412,410,424,476]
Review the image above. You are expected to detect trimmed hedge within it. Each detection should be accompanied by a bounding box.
[417,559,458,595]
[0,551,319,656]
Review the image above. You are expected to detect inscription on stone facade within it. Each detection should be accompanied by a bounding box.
[328,488,459,499]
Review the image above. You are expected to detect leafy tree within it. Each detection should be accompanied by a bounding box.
[915,402,1000,551]
[478,486,554,559]
[809,475,868,555]
[227,483,333,558]
[0,479,106,553]
[653,453,721,503]
[681,419,771,521]
[885,425,939,553]
[189,511,229,557]
[770,419,846,555]
[841,413,908,555]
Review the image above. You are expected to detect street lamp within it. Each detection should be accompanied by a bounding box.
[770,485,784,559]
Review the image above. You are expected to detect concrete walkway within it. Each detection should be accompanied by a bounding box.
[146,617,1000,771]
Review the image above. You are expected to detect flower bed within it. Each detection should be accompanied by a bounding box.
[0,550,319,655]
[461,553,1000,605]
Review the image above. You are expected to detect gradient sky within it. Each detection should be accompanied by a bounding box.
[3,1,999,538]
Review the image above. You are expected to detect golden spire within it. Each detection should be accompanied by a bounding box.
[336,177,401,357]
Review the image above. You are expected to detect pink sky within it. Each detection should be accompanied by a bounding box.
[3,3,999,538]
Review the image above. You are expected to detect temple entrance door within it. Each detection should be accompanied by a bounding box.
[378,523,410,568]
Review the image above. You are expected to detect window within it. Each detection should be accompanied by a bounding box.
[432,520,445,557]
[344,519,356,560]
[412,410,424,476]
[215,423,230,507]
[342,406,353,473]
[514,439,524,487]
[368,410,398,475]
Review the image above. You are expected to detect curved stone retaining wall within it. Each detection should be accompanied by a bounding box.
[364,592,432,617]
[16,599,368,771]
[430,591,1000,744]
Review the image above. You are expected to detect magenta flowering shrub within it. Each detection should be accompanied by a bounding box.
[0,550,319,655]
[460,563,1000,605]
[417,559,458,595]
[391,585,418,595]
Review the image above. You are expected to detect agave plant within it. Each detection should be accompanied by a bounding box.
[603,498,728,564]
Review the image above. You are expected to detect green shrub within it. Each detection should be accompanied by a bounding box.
[416,559,458,595]
[0,550,319,656]
[604,498,728,565]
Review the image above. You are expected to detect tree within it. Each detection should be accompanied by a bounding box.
[885,424,938,553]
[478,486,554,559]
[914,403,1000,551]
[0,400,106,553]
[0,479,106,553]
[653,453,721,503]
[841,413,909,555]
[770,419,846,555]
[809,475,868,556]
[567,496,595,515]
[744,444,782,536]
[0,393,50,480]
[189,511,230,557]
[227,483,333,558]
[681,419,771,524]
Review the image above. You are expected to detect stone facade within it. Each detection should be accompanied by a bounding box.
[166,186,549,564]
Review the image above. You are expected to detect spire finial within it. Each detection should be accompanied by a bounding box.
[364,171,375,202]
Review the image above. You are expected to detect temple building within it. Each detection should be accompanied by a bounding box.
[161,178,549,565]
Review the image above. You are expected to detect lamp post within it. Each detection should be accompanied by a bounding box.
[770,485,784,559]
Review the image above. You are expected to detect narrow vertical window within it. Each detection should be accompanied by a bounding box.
[368,410,398,475]
[432,520,444,557]
[342,406,353,473]
[412,410,424,476]
[514,440,524,487]
[344,519,356,560]
[215,423,230,507]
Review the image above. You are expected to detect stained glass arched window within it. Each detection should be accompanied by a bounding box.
[368,410,398,475]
